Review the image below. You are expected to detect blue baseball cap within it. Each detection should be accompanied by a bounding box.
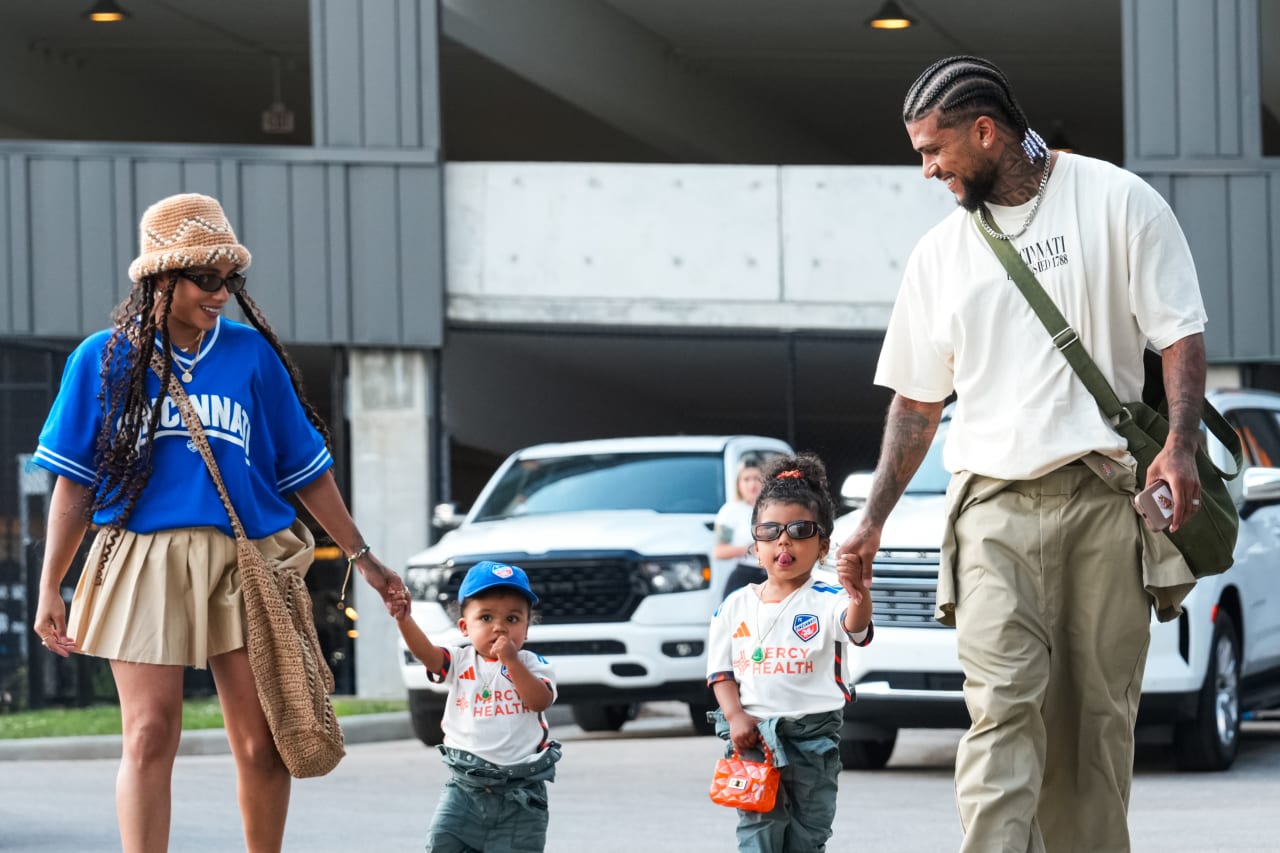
[458,560,540,607]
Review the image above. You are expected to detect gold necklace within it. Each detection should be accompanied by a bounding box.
[750,585,803,663]
[173,329,206,384]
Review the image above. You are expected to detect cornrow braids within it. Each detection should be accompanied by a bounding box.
[234,290,332,449]
[753,452,836,537]
[903,55,1049,162]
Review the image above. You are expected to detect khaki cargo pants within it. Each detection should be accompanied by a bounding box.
[951,464,1150,853]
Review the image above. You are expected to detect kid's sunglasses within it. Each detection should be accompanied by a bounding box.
[752,520,824,541]
[178,269,247,295]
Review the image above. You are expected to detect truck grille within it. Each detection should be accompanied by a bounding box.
[446,559,647,624]
[871,548,948,628]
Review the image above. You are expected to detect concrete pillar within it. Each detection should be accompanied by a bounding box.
[348,348,432,697]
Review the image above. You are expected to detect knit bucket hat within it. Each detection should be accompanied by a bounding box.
[128,193,252,283]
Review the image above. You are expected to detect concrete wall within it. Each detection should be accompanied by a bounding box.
[444,162,955,331]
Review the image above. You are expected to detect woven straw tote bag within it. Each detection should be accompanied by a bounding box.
[153,355,345,777]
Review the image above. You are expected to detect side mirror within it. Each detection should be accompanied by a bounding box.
[840,472,874,509]
[432,502,463,531]
[1241,467,1280,518]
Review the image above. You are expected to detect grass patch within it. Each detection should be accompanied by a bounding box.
[0,696,407,740]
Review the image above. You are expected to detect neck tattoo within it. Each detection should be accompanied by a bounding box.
[751,585,803,662]
[977,152,1053,242]
[174,329,206,384]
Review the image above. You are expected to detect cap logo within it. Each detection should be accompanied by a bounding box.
[493,565,515,579]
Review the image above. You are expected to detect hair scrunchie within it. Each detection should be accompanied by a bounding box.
[776,470,803,479]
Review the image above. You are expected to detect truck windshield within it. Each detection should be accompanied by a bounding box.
[472,452,726,521]
[903,420,951,495]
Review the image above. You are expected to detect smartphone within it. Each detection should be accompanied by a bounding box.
[1133,480,1175,531]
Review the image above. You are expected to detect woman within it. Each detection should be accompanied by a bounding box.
[714,459,766,599]
[31,193,410,853]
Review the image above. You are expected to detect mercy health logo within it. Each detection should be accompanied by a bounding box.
[792,614,819,642]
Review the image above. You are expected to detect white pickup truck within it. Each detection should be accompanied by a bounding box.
[399,435,791,741]
[832,389,1280,772]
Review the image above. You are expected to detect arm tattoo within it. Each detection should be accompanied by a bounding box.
[864,397,943,527]
[1162,334,1206,450]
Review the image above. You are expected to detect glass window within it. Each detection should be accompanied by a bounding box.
[1224,409,1280,468]
[473,452,725,521]
[1263,1,1280,156]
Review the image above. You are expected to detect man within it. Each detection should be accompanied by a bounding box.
[837,56,1207,852]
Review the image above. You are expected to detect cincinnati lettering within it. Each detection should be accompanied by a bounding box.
[149,394,252,454]
[1011,234,1070,276]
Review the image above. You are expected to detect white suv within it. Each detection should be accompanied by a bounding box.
[400,435,791,741]
[832,389,1280,772]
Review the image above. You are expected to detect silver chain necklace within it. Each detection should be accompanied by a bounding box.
[976,152,1053,241]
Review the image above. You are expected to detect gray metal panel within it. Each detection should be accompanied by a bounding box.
[398,0,422,149]
[1132,0,1180,159]
[76,159,118,331]
[240,163,295,340]
[133,160,184,221]
[289,164,333,342]
[1215,0,1242,157]
[1227,175,1270,357]
[320,0,363,147]
[1240,0,1263,159]
[29,159,80,336]
[1176,0,1218,157]
[1272,171,1280,354]
[396,166,443,347]
[0,157,10,334]
[182,161,221,197]
[326,164,352,341]
[7,156,31,334]
[348,165,401,344]
[1172,175,1232,360]
[361,0,400,148]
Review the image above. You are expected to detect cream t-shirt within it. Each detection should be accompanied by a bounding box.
[876,152,1207,480]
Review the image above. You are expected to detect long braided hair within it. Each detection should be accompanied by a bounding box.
[752,452,836,539]
[88,273,330,571]
[902,55,1049,161]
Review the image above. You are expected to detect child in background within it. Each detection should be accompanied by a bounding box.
[706,453,874,853]
[397,560,560,853]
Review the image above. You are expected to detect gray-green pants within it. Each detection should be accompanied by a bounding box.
[426,745,560,853]
[952,464,1150,853]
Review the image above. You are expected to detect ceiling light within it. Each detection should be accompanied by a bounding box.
[84,0,129,23]
[868,0,914,29]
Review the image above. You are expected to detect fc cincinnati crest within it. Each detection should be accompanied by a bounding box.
[493,564,515,578]
[793,614,819,642]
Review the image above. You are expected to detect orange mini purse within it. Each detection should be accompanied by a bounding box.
[708,744,780,812]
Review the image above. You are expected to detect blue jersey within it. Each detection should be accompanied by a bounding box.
[33,317,333,539]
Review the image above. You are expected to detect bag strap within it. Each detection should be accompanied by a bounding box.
[972,209,1243,480]
[149,351,249,540]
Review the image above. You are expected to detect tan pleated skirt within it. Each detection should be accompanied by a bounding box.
[67,520,314,669]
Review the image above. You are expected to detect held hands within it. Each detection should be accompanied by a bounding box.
[835,554,870,606]
[726,709,762,753]
[1145,444,1201,533]
[355,553,411,620]
[33,588,77,658]
[835,521,880,605]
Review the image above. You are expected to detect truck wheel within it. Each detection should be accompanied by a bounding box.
[572,702,637,732]
[839,731,897,770]
[1174,610,1240,772]
[408,689,446,746]
[688,701,717,736]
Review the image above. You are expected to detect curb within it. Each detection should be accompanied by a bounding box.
[0,711,413,762]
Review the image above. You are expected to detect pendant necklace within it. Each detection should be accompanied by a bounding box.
[751,585,802,663]
[173,329,206,384]
[478,658,503,701]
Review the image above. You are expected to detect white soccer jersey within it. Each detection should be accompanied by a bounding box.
[706,579,871,719]
[427,645,557,766]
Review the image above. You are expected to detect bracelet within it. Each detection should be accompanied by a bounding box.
[337,545,373,620]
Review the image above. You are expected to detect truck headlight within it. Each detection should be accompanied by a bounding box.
[405,564,455,605]
[639,557,711,593]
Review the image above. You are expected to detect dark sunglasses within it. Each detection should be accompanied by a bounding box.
[178,269,247,295]
[752,520,824,542]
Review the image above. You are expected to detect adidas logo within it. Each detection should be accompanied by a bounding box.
[459,666,476,680]
[733,622,751,639]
